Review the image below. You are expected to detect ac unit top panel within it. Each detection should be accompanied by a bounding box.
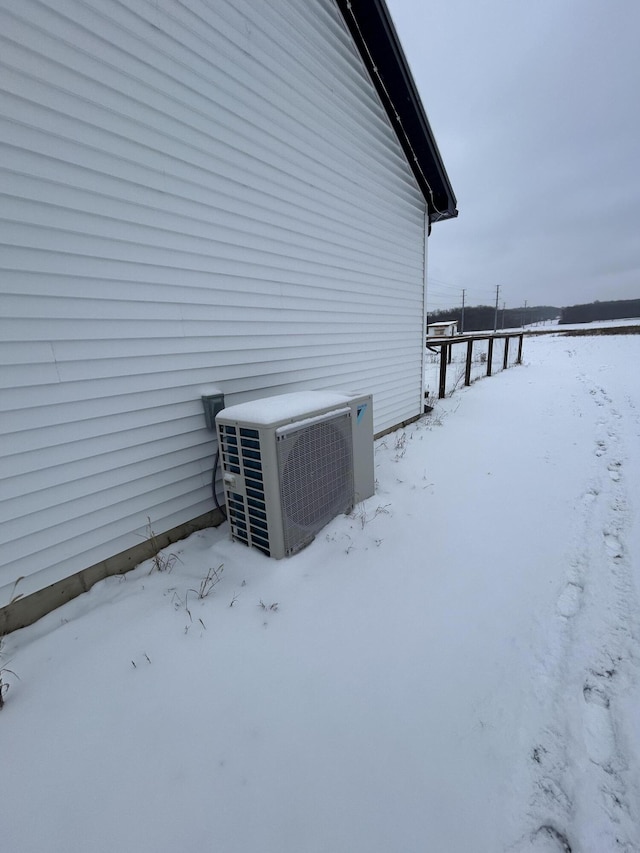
[217,390,357,429]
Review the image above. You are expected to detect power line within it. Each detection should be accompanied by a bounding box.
[427,276,460,290]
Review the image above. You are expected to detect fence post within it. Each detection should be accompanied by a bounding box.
[465,339,473,386]
[439,344,447,398]
[487,337,494,377]
[517,333,524,364]
[503,336,509,370]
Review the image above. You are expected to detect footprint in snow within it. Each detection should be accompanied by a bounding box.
[603,532,623,558]
[512,824,572,852]
[556,582,583,618]
[583,683,609,708]
[607,462,622,482]
[582,683,616,769]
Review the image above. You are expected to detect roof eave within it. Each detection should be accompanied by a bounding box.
[336,0,458,223]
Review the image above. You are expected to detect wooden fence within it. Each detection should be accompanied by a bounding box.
[427,332,524,399]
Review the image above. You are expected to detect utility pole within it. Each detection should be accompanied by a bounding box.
[461,288,466,335]
[493,284,500,333]
[501,301,506,330]
[524,299,528,329]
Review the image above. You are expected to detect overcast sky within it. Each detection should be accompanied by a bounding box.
[385,0,640,312]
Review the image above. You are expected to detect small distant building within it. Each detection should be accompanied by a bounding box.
[427,320,458,338]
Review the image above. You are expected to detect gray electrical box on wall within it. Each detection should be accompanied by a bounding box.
[202,393,225,431]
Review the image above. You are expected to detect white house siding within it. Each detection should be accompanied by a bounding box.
[0,0,427,602]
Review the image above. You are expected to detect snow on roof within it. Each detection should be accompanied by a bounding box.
[428,321,458,328]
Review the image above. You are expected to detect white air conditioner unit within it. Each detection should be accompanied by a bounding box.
[215,391,374,558]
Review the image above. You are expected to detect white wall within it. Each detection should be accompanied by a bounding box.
[0,0,427,601]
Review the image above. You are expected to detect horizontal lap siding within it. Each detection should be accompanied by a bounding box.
[0,0,427,600]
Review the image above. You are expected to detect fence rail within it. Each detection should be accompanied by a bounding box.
[426,332,524,399]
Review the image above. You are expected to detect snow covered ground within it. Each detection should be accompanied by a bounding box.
[2,330,639,853]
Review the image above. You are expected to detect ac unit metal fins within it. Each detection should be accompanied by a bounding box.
[219,424,271,556]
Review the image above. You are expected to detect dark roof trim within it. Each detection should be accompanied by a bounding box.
[335,0,458,223]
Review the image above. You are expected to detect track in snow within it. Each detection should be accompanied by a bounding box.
[511,368,640,852]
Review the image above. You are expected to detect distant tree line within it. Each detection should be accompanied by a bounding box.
[427,304,559,333]
[559,298,640,324]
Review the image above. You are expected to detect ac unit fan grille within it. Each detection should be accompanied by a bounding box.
[277,412,353,555]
